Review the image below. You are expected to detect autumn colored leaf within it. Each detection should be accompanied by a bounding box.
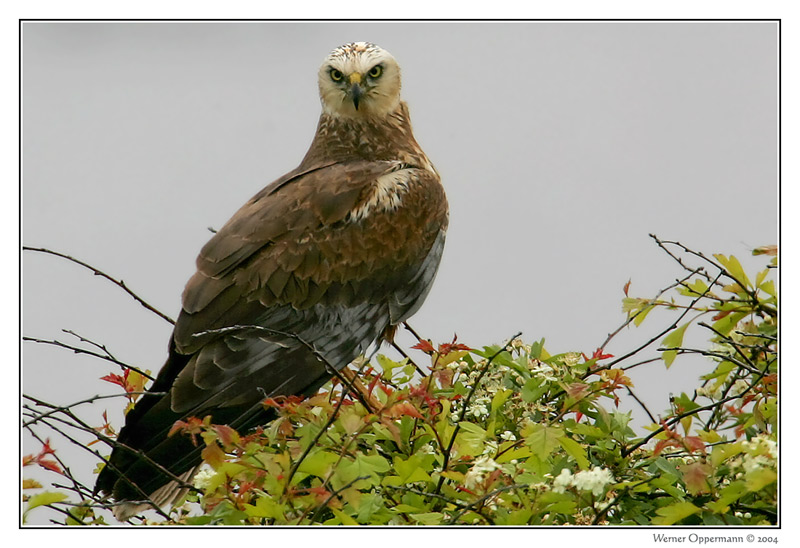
[37,459,63,474]
[22,478,43,490]
[213,424,241,449]
[565,382,590,401]
[100,371,128,390]
[438,334,471,356]
[411,339,436,354]
[752,245,777,256]
[386,401,425,420]
[680,461,712,495]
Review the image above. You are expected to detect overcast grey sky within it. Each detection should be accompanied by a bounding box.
[21,21,777,524]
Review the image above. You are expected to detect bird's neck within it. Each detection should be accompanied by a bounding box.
[300,101,432,169]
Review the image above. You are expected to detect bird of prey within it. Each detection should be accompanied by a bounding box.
[94,42,448,520]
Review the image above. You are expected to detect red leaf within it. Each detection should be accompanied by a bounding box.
[712,309,731,321]
[213,424,239,448]
[653,438,681,456]
[367,372,382,398]
[623,279,632,297]
[438,334,472,356]
[590,347,614,361]
[100,373,127,389]
[39,438,56,456]
[387,402,425,420]
[37,459,64,474]
[411,340,436,354]
[682,436,707,455]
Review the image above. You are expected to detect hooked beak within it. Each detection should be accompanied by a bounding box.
[348,72,364,110]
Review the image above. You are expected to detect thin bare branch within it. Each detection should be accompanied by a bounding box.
[23,246,175,325]
[22,335,155,381]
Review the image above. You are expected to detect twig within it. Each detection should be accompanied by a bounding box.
[446,483,525,525]
[22,412,173,520]
[282,356,372,494]
[22,392,166,428]
[390,340,426,378]
[621,365,769,457]
[624,386,657,424]
[402,321,422,342]
[649,234,717,285]
[23,395,196,495]
[598,267,704,354]
[22,335,154,381]
[23,246,175,325]
[25,425,89,502]
[304,475,370,524]
[433,332,521,498]
[658,347,763,376]
[602,271,723,371]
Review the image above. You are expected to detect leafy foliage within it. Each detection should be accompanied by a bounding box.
[22,238,777,525]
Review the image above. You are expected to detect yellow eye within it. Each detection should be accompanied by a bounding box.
[368,65,382,78]
[330,68,343,82]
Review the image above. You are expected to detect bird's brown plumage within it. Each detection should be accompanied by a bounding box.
[94,42,448,519]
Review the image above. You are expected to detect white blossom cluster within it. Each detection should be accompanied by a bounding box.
[741,435,777,474]
[464,455,501,489]
[696,378,750,400]
[192,466,216,490]
[551,466,615,497]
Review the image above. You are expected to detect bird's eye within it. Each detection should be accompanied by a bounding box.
[330,68,344,82]
[368,65,383,78]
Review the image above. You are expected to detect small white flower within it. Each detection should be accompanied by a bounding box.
[563,353,581,367]
[419,443,435,455]
[572,466,615,497]
[483,440,498,456]
[730,379,750,397]
[464,455,501,489]
[552,469,573,493]
[500,430,517,441]
[469,403,489,418]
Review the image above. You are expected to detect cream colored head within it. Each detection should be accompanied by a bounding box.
[318,42,402,119]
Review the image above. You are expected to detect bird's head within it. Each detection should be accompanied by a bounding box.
[318,42,402,119]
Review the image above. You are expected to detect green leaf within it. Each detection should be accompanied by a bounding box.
[713,254,752,290]
[711,441,743,467]
[524,424,563,460]
[335,453,391,489]
[746,467,777,492]
[661,322,690,367]
[706,481,749,513]
[456,422,487,456]
[376,354,403,378]
[383,454,434,486]
[711,311,748,338]
[760,279,776,297]
[24,491,68,522]
[678,279,709,298]
[244,495,285,520]
[558,436,590,470]
[329,507,359,525]
[296,449,339,478]
[491,388,513,413]
[520,377,548,403]
[410,512,444,525]
[652,501,701,525]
